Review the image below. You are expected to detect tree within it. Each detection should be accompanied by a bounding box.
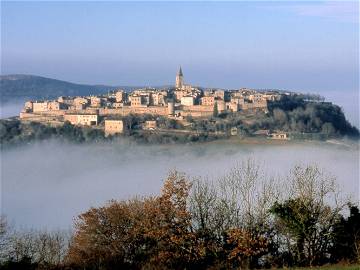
[213,103,218,117]
[0,216,9,261]
[66,198,154,268]
[273,108,287,126]
[321,122,335,136]
[189,160,279,269]
[0,225,70,269]
[66,171,203,269]
[331,204,360,263]
[226,228,268,269]
[270,165,344,267]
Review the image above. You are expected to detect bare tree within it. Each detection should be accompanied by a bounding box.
[189,177,219,234]
[189,159,281,269]
[0,216,10,261]
[217,159,280,230]
[2,227,71,266]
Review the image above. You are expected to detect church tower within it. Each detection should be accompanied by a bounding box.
[175,66,184,89]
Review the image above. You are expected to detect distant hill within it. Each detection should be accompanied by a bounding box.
[0,74,137,103]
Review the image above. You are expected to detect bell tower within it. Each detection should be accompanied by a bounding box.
[175,66,184,89]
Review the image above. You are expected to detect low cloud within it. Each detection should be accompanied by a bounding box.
[1,140,358,230]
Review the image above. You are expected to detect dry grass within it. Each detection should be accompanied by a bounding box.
[285,265,360,270]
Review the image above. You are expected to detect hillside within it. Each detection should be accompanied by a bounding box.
[0,74,132,103]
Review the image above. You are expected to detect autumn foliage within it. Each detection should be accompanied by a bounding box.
[66,170,270,269]
[2,163,358,270]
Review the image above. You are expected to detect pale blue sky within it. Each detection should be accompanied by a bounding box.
[1,1,359,92]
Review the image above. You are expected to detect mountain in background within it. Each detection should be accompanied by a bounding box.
[0,74,142,103]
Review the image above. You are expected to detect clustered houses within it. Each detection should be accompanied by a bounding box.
[20,67,283,136]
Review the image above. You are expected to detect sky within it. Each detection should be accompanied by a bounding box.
[1,1,359,93]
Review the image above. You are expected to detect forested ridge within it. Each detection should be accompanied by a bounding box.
[265,95,359,136]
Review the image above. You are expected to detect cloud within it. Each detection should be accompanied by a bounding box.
[263,1,359,23]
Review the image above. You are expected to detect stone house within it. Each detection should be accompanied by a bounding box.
[144,120,157,130]
[105,120,124,136]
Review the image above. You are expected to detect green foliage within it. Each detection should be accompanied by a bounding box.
[331,205,360,263]
[271,199,311,238]
[267,98,359,137]
[213,102,218,117]
[0,119,106,147]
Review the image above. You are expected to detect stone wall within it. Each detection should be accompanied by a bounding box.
[99,106,168,116]
[181,105,214,117]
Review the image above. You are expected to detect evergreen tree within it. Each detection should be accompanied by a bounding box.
[213,102,218,117]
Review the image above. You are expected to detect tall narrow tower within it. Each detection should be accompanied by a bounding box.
[175,66,184,89]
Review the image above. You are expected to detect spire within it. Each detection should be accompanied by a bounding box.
[175,66,184,88]
[178,66,183,77]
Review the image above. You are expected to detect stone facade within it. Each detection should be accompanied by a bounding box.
[201,96,215,106]
[270,132,289,140]
[115,90,126,103]
[104,120,124,136]
[64,114,98,126]
[181,96,194,106]
[33,102,49,112]
[90,96,102,107]
[144,120,157,130]
[129,95,143,107]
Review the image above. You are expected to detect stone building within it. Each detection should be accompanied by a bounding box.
[168,101,175,115]
[144,120,157,130]
[33,101,49,112]
[216,100,226,113]
[230,127,238,136]
[129,95,142,107]
[90,96,102,107]
[64,113,98,126]
[201,96,215,106]
[73,97,89,111]
[214,90,225,100]
[115,90,126,103]
[104,120,124,136]
[48,101,62,111]
[181,96,195,106]
[227,102,239,112]
[112,102,123,108]
[24,101,34,111]
[270,132,289,140]
[152,92,166,106]
[174,90,186,102]
[248,93,263,102]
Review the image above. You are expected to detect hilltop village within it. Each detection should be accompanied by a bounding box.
[19,68,291,139]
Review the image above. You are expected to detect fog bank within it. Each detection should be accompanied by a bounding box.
[1,140,359,230]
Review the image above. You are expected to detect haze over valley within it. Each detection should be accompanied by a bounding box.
[1,140,358,229]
